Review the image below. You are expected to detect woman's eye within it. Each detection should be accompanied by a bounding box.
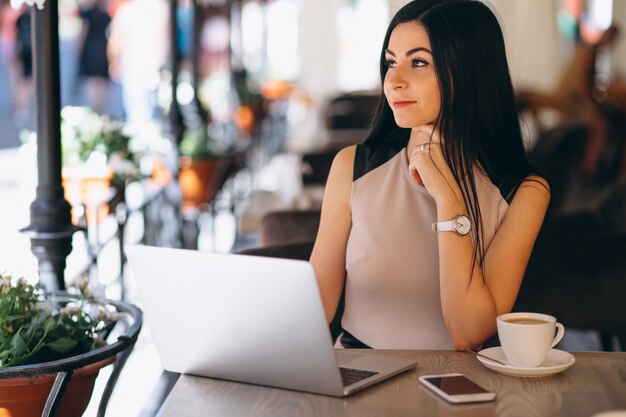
[412,59,428,68]
[385,60,397,68]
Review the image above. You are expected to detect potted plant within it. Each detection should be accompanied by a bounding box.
[178,124,237,208]
[21,106,142,224]
[0,273,135,417]
[60,107,142,220]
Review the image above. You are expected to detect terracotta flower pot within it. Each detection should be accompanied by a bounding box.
[178,156,224,208]
[62,166,114,225]
[0,356,114,417]
[235,105,255,134]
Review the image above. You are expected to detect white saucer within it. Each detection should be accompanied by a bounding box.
[476,347,575,377]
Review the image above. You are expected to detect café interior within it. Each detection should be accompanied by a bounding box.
[0,0,625,416]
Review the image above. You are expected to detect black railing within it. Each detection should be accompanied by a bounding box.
[71,179,184,300]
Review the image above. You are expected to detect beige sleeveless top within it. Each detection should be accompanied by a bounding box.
[342,147,510,349]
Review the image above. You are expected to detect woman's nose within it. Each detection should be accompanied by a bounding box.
[386,70,407,90]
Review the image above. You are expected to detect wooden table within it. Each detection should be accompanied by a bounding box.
[157,350,626,417]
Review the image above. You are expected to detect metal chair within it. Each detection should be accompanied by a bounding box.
[258,209,320,247]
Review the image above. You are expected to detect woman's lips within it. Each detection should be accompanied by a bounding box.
[391,101,416,109]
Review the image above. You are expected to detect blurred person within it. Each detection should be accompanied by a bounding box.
[107,0,124,16]
[13,4,32,126]
[0,1,12,108]
[0,0,17,148]
[107,0,168,132]
[518,25,620,177]
[77,0,112,114]
[310,0,550,350]
[0,1,17,72]
[602,80,626,177]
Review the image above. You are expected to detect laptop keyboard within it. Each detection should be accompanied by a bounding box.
[339,367,379,386]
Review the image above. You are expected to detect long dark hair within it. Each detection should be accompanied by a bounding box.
[365,0,536,276]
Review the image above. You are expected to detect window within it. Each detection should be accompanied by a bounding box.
[336,0,388,92]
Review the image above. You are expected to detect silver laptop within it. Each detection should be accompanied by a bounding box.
[125,245,416,397]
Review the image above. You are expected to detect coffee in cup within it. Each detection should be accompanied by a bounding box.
[496,312,565,367]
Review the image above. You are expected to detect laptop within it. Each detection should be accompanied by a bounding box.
[125,245,417,397]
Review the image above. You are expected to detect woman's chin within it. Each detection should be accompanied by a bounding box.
[393,116,438,129]
[393,118,414,129]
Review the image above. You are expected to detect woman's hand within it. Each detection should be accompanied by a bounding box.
[408,125,463,206]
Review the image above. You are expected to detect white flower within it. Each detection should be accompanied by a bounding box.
[72,275,90,291]
[0,275,12,293]
[108,154,137,175]
[86,303,102,320]
[60,304,81,316]
[35,299,54,313]
[104,310,125,322]
[84,282,106,301]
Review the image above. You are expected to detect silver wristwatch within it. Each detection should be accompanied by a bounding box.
[432,214,471,236]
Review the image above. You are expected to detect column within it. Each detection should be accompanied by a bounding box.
[21,0,80,291]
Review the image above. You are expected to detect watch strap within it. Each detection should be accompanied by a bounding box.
[432,214,471,236]
[431,220,454,232]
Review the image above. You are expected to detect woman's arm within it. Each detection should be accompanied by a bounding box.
[309,145,355,323]
[408,127,550,349]
[436,176,550,349]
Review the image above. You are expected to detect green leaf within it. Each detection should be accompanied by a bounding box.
[43,316,56,332]
[10,332,27,356]
[47,337,77,353]
[0,349,12,363]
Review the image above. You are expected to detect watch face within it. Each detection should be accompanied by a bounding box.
[454,215,471,236]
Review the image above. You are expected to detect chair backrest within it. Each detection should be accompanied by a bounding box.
[526,122,588,213]
[594,178,626,234]
[301,149,341,186]
[259,210,321,247]
[516,179,626,350]
[324,92,379,131]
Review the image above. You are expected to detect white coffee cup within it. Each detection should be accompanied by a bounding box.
[496,312,565,368]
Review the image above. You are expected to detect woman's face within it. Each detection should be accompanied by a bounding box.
[383,22,441,129]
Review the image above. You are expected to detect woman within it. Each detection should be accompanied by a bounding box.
[310,0,551,351]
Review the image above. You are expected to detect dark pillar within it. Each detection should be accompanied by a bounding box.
[191,0,208,123]
[169,0,185,145]
[21,0,80,291]
[229,0,243,71]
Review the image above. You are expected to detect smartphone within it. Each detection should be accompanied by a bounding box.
[419,373,496,404]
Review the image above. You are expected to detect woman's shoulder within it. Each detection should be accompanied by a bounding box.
[518,174,551,200]
[334,145,357,164]
[326,145,357,186]
[522,173,550,186]
[499,173,550,209]
[329,145,357,175]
